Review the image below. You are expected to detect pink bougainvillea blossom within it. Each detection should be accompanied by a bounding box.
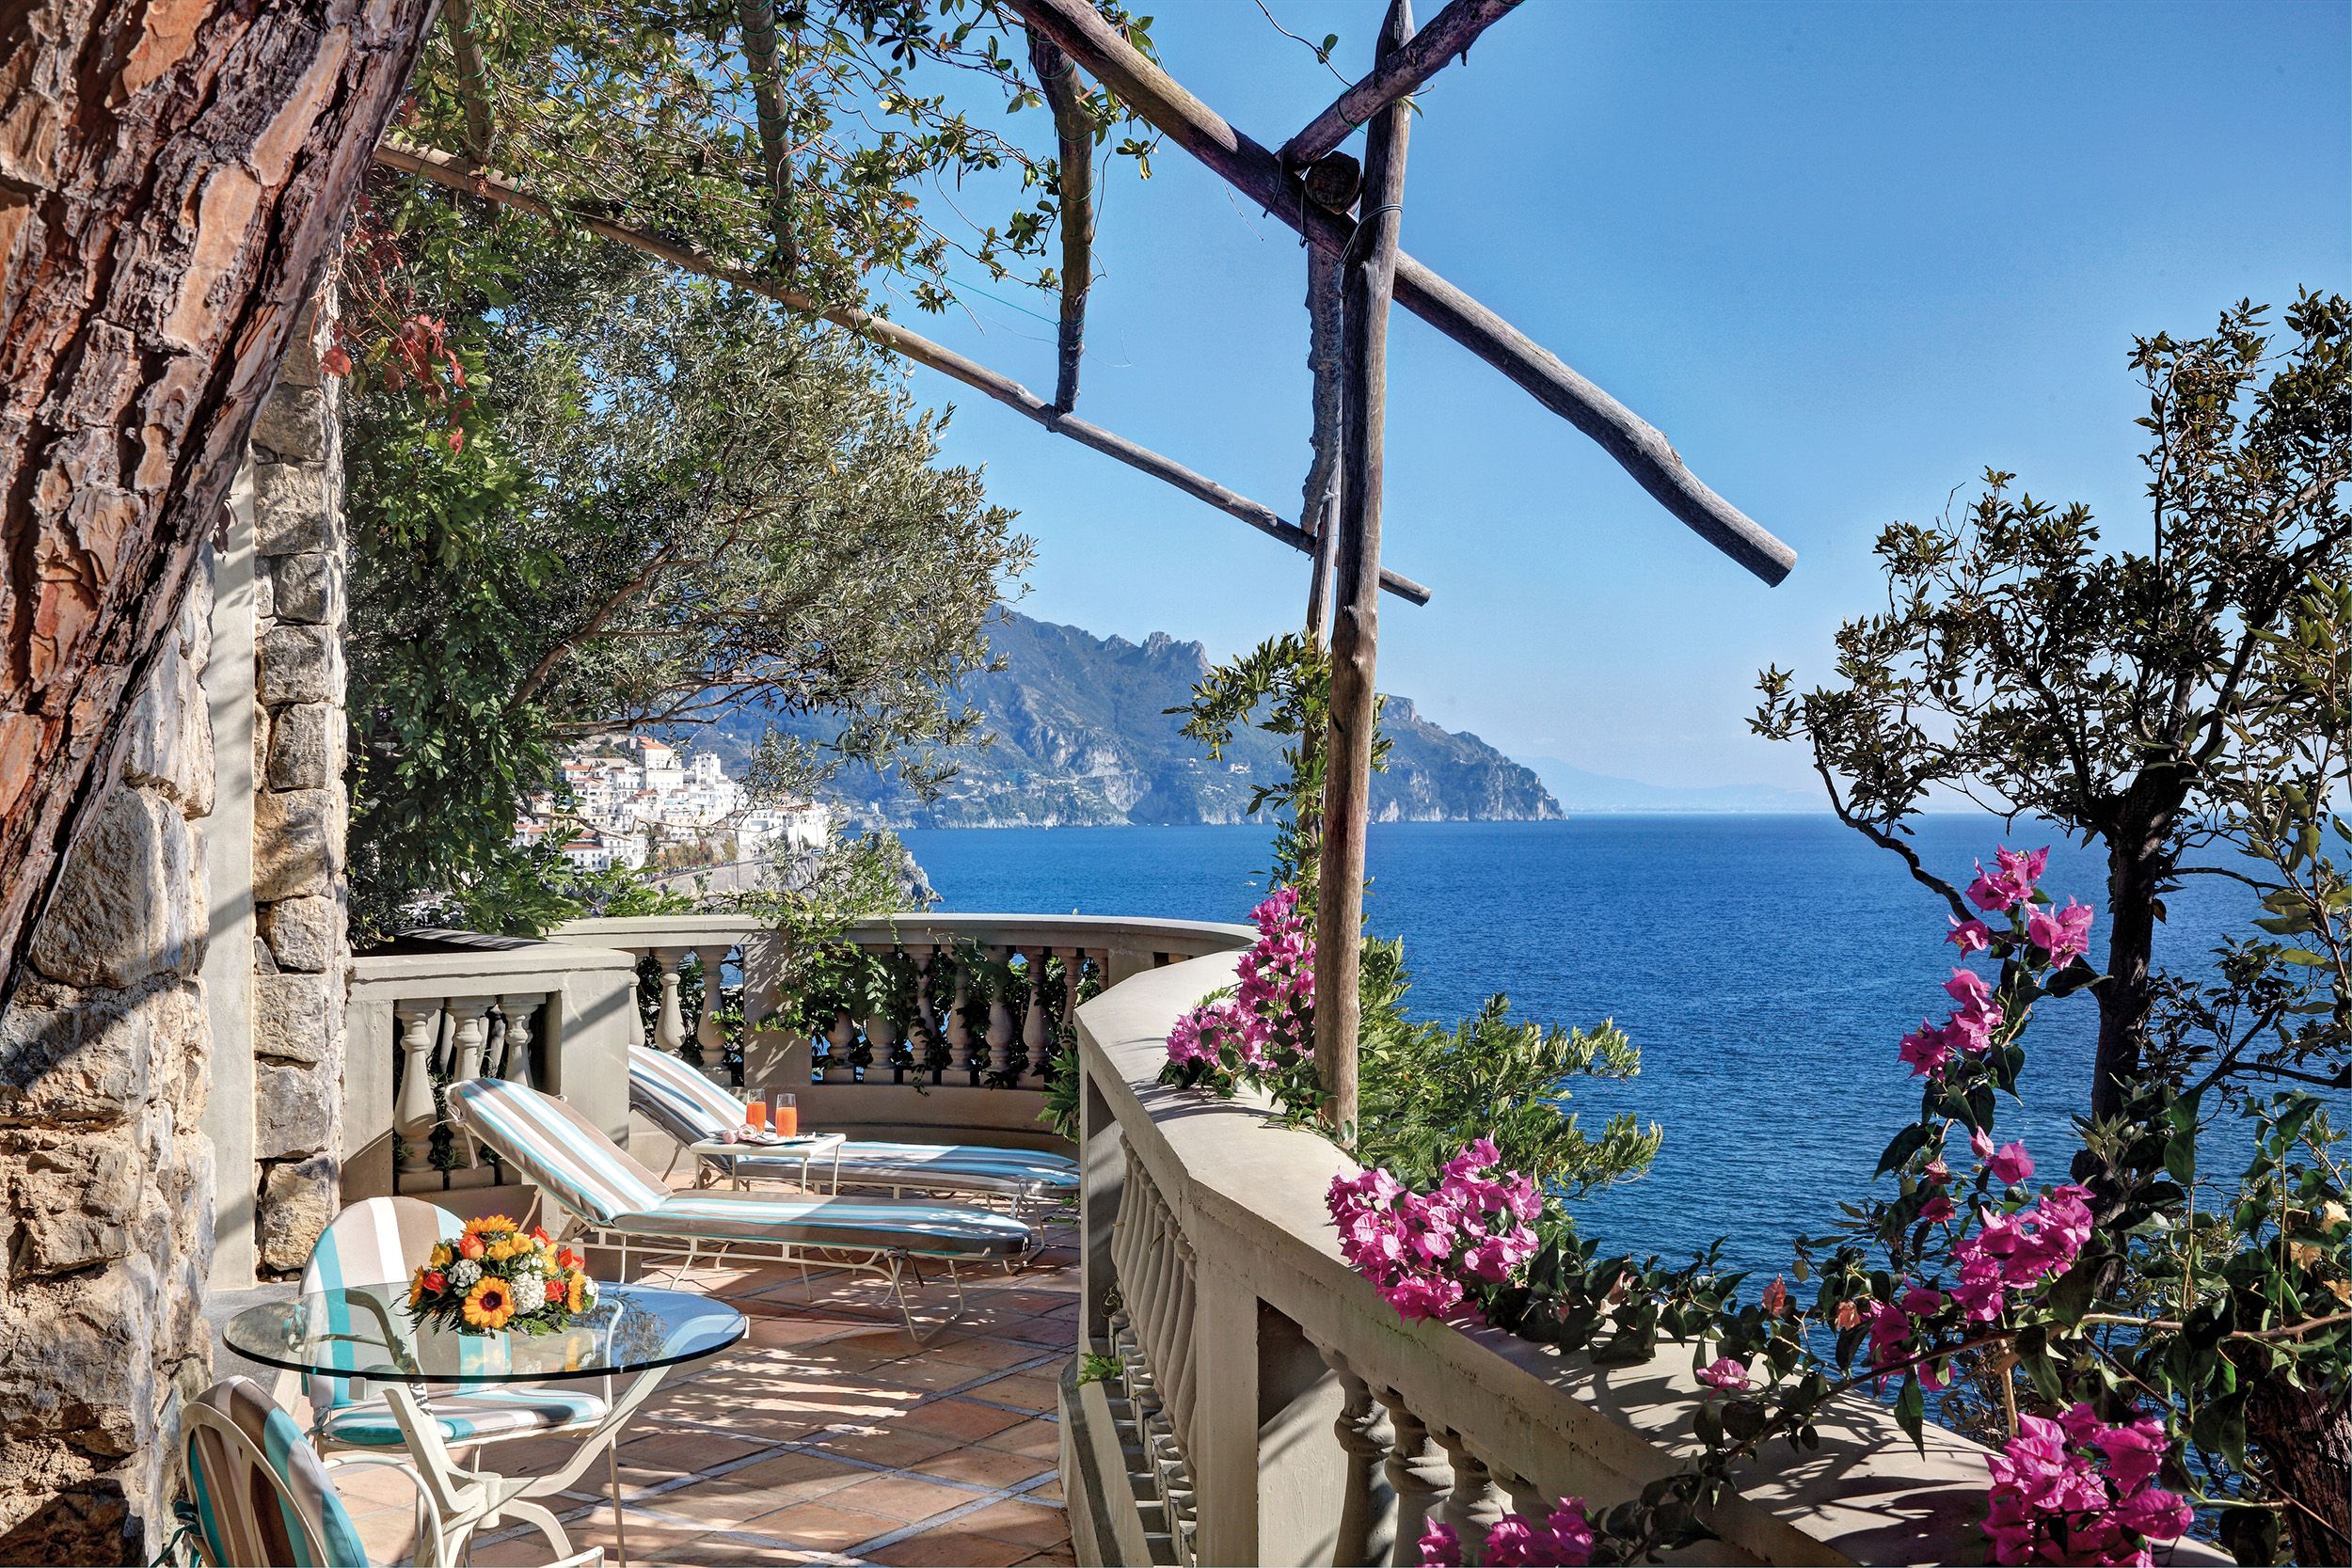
[2026,899,2096,969]
[1330,1140,1540,1323]
[1967,846,2051,912]
[1947,915,1994,953]
[1421,1498,1596,1568]
[1696,1356,1750,1391]
[1988,1141,2036,1187]
[1950,1183,2096,1323]
[1164,885,1314,1083]
[1983,1406,2190,1566]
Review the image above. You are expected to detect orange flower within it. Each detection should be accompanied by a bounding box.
[1834,1299,1865,1330]
[463,1276,516,1330]
[457,1232,485,1260]
[564,1270,591,1314]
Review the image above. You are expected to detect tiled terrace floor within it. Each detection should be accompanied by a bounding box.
[336,1224,1079,1567]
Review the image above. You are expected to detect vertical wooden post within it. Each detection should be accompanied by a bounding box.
[1313,0,1414,1132]
[1302,247,1346,645]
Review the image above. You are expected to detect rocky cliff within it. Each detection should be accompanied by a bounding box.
[707,612,1562,829]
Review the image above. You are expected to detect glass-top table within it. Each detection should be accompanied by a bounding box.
[226,1282,745,1566]
[225,1280,745,1386]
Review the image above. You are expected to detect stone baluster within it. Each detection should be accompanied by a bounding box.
[394,999,442,1176]
[497,992,545,1090]
[1164,1229,1199,1458]
[1046,950,1084,1081]
[985,952,1016,1083]
[652,947,691,1057]
[1019,949,1049,1076]
[866,949,900,1081]
[1322,1354,1399,1568]
[695,944,730,1082]
[1375,1390,1453,1566]
[1436,1430,1505,1548]
[909,946,942,1082]
[449,996,493,1085]
[821,1007,855,1082]
[1489,1465,1548,1523]
[946,958,977,1085]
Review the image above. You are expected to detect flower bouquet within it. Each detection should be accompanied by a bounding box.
[406,1215,598,1336]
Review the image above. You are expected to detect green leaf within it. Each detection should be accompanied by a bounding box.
[1894,1378,1925,1451]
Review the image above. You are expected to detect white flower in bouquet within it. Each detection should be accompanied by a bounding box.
[448,1259,483,1289]
[511,1274,548,1315]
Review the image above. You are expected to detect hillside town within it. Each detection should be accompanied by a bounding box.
[513,736,832,873]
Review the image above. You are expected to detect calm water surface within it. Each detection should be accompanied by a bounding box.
[903,817,2312,1279]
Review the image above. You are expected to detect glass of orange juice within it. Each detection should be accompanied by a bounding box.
[745,1099,769,1132]
[770,1092,799,1137]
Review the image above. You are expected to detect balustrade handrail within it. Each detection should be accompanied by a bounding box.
[1068,957,2221,1567]
[549,910,1256,959]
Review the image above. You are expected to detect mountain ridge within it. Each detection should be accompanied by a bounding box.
[702,611,1564,829]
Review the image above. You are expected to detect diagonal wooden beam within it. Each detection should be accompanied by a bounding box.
[442,0,497,163]
[1026,30,1095,411]
[1005,0,1796,587]
[737,0,796,268]
[373,137,1432,605]
[1279,0,1521,168]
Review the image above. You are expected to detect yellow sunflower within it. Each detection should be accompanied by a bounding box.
[408,1274,426,1307]
[463,1276,516,1330]
[465,1214,516,1236]
[564,1270,591,1314]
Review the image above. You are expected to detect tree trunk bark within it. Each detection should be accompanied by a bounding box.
[2094,847,2161,1125]
[0,0,435,1010]
[2248,1369,2352,1566]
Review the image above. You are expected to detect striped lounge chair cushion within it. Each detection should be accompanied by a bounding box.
[606,1192,1033,1260]
[186,1376,373,1568]
[317,1389,609,1447]
[449,1077,674,1224]
[627,1043,1078,1198]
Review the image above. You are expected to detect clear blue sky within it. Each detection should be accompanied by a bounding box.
[894,0,2349,790]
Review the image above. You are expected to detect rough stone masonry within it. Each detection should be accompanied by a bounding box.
[246,303,350,1276]
[0,568,216,1562]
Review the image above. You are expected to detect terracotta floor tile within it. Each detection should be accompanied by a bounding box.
[962,1372,1061,1413]
[807,1424,962,1467]
[867,1355,994,1392]
[1016,1544,1079,1566]
[862,1528,1036,1567]
[925,1336,1049,1371]
[733,1498,900,1551]
[938,1497,1070,1548]
[821,1471,982,1523]
[694,1448,866,1501]
[896,1396,1026,1442]
[977,1418,1062,1460]
[615,1429,772,1478]
[907,1443,1056,1491]
[1024,1476,1065,1505]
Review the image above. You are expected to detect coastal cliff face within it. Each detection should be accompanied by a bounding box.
[712,612,1562,829]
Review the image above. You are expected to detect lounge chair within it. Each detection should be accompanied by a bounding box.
[446,1077,1032,1340]
[179,1374,604,1568]
[628,1043,1079,1219]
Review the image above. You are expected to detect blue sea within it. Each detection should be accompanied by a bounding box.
[902,816,2316,1281]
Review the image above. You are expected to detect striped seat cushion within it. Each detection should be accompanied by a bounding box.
[739,1142,1079,1199]
[186,1376,373,1568]
[607,1192,1032,1260]
[316,1389,608,1447]
[628,1044,748,1145]
[449,1078,673,1225]
[300,1196,471,1423]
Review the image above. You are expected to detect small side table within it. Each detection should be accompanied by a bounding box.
[686,1131,847,1195]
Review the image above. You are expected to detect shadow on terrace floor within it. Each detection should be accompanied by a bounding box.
[269,1225,1080,1568]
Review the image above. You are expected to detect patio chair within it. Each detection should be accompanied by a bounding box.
[294,1198,612,1461]
[628,1043,1080,1220]
[178,1373,603,1568]
[446,1077,1033,1340]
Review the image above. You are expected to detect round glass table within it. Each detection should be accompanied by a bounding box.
[226,1282,746,1566]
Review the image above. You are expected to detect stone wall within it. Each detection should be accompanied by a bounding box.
[0,570,216,1562]
[246,304,349,1275]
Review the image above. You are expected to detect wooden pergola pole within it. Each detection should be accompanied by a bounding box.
[373,139,1432,605]
[1313,0,1415,1134]
[1004,0,1794,586]
[1301,245,1344,643]
[1279,0,1521,169]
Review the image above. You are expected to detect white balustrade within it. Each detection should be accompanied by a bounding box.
[1057,951,2169,1568]
[694,944,731,1081]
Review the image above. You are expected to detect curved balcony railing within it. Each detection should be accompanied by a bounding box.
[547,912,1254,1152]
[1060,956,2235,1568]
